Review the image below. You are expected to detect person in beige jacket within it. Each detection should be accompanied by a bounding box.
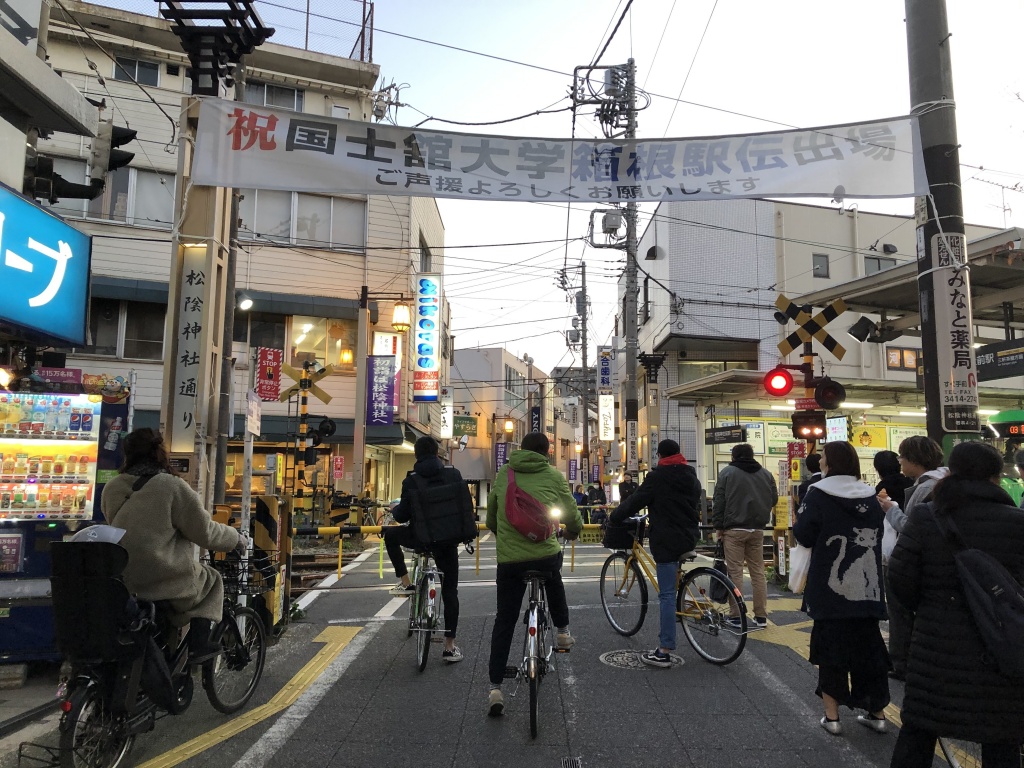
[101,428,243,658]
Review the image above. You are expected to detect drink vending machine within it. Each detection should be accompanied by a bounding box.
[0,392,102,661]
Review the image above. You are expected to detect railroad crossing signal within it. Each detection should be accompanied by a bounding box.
[775,294,848,360]
[279,363,334,403]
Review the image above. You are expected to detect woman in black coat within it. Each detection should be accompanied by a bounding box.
[888,441,1024,768]
[873,450,913,509]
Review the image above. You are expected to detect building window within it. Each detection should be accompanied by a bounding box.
[289,315,358,372]
[504,364,525,410]
[864,255,897,275]
[677,360,754,385]
[238,189,365,250]
[419,237,432,272]
[43,159,175,228]
[113,56,160,87]
[641,276,650,323]
[234,311,286,350]
[244,81,304,111]
[64,298,166,360]
[812,252,830,278]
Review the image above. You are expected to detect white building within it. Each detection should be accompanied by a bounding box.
[620,197,1011,499]
[38,1,452,509]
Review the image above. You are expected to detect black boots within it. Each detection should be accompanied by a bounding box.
[188,617,220,661]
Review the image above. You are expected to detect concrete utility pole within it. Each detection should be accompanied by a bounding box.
[578,267,590,484]
[621,58,639,474]
[905,0,980,449]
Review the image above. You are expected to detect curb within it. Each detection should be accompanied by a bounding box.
[0,700,59,739]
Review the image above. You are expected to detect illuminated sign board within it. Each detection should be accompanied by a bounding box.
[0,182,91,344]
[599,394,614,440]
[412,274,442,402]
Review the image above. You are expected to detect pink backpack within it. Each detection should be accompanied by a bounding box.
[504,467,557,542]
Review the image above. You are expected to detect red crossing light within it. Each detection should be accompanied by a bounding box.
[763,367,794,397]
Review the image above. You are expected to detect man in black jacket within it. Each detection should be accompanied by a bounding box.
[610,439,702,668]
[384,436,471,663]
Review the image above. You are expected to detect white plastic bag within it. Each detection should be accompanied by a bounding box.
[882,518,899,564]
[788,544,812,594]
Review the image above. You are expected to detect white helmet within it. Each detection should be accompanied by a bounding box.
[69,524,126,544]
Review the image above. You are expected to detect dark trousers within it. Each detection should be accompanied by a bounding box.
[884,565,913,673]
[383,526,460,638]
[890,722,1020,768]
[488,553,568,686]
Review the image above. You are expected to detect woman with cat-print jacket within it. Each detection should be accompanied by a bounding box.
[794,440,889,738]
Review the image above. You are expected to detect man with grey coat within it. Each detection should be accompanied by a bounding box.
[713,443,778,627]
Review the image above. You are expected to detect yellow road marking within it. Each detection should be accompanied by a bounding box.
[137,626,360,768]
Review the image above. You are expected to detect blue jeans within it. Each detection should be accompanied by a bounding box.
[656,561,677,651]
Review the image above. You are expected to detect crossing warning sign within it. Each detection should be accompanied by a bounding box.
[775,294,847,360]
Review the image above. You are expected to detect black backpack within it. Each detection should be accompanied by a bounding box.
[933,508,1024,681]
[409,469,478,547]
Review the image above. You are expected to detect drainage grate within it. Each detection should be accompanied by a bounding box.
[598,649,683,669]
[561,759,582,768]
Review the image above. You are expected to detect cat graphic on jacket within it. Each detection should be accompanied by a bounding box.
[825,527,880,602]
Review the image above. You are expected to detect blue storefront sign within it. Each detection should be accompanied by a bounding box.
[0,182,91,344]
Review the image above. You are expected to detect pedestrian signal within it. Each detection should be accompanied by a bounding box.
[763,367,794,397]
[791,410,827,441]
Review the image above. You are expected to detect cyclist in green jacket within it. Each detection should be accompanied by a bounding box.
[485,432,583,717]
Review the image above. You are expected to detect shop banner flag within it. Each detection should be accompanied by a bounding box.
[193,97,928,203]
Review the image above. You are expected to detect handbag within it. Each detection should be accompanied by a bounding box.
[788,544,812,594]
[504,467,557,542]
[710,542,730,602]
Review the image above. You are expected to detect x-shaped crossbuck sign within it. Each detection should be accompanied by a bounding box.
[775,294,848,360]
[279,364,335,404]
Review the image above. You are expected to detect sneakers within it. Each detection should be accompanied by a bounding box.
[442,646,464,664]
[555,630,575,650]
[820,717,843,736]
[856,714,887,733]
[753,616,768,629]
[487,688,504,717]
[390,582,416,594]
[640,649,674,668]
[724,616,745,630]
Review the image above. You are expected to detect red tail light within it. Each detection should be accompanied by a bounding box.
[429,588,436,600]
[529,626,536,637]
[60,700,72,712]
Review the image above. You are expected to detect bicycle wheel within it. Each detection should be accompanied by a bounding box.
[528,655,540,739]
[678,567,747,665]
[203,606,267,713]
[59,684,134,768]
[527,604,541,738]
[939,737,986,768]
[600,552,648,636]
[415,577,431,672]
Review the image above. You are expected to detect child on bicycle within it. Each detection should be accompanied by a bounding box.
[485,432,583,717]
[608,439,703,668]
[384,436,471,663]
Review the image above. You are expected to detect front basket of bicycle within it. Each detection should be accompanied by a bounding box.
[205,551,279,597]
[601,522,635,550]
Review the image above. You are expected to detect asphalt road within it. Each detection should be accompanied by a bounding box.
[2,536,939,768]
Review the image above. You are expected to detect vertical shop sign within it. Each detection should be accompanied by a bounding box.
[626,420,639,472]
[530,406,541,434]
[597,346,613,391]
[412,274,442,402]
[568,459,577,482]
[591,463,600,483]
[332,455,345,480]
[438,386,453,439]
[495,442,509,473]
[598,395,614,440]
[366,356,396,425]
[256,347,283,401]
[169,248,209,453]
[372,331,402,412]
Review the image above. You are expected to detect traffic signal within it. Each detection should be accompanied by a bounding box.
[814,377,847,410]
[23,146,100,203]
[89,119,137,188]
[791,410,827,441]
[763,366,794,397]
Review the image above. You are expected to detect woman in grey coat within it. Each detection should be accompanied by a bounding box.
[101,428,244,658]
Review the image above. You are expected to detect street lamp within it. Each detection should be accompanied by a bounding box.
[504,416,515,437]
[352,285,413,496]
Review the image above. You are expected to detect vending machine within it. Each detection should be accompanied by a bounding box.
[0,392,101,661]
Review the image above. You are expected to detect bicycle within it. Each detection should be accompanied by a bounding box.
[599,515,749,664]
[50,541,269,768]
[405,546,443,671]
[503,528,571,739]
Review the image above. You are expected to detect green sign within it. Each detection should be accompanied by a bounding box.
[453,416,478,437]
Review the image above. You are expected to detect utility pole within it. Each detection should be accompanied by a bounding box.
[621,58,639,474]
[578,266,590,484]
[905,0,980,450]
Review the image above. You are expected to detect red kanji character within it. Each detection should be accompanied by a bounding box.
[227,108,278,151]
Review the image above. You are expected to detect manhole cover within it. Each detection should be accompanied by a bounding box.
[599,649,684,669]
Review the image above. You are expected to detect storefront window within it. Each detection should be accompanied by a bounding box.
[289,316,357,372]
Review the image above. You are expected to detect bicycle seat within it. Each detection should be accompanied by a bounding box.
[679,551,697,563]
[521,570,550,583]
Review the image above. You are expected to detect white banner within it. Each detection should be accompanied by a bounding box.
[438,386,453,439]
[598,394,614,441]
[192,97,928,203]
